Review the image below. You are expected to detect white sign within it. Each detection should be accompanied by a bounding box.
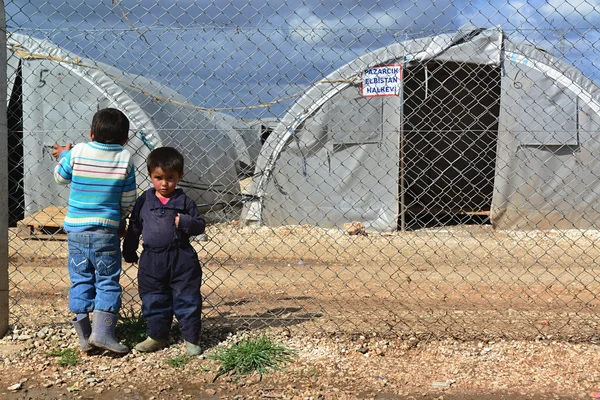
[361,65,403,97]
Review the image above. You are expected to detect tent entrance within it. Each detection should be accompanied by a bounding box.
[400,61,500,230]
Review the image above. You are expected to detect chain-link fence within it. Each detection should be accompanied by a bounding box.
[6,1,600,341]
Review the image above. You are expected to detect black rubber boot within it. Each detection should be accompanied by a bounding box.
[88,311,129,354]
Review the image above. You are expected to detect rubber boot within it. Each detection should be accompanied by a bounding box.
[134,337,168,353]
[185,341,203,356]
[72,316,94,352]
[88,311,129,354]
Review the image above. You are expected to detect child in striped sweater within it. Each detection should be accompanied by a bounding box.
[52,107,137,354]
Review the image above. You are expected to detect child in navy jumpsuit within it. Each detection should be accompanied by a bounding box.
[122,147,206,355]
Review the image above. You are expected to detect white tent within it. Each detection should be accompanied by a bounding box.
[6,33,252,223]
[243,26,600,231]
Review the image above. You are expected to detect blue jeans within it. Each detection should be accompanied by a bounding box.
[67,232,122,314]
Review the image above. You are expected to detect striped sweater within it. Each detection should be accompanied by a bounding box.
[54,141,137,232]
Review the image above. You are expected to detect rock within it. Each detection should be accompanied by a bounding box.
[7,383,23,391]
[343,222,366,236]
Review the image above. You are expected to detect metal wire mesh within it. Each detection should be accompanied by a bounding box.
[6,1,600,340]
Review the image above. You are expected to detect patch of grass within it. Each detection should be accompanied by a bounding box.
[116,307,147,349]
[207,335,297,382]
[166,355,190,369]
[47,348,80,366]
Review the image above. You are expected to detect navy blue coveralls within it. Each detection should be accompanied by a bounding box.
[122,188,206,343]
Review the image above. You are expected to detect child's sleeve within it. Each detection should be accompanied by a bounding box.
[120,160,137,222]
[122,192,145,263]
[53,149,73,185]
[177,195,206,236]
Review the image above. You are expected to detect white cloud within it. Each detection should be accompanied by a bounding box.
[539,0,600,25]
[288,11,334,44]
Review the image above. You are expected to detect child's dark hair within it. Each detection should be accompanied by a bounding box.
[91,108,129,144]
[147,147,184,176]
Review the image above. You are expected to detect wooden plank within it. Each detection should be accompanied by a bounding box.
[19,205,66,229]
[17,206,67,240]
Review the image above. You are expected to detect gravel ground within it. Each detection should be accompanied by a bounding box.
[6,223,600,398]
[2,310,600,399]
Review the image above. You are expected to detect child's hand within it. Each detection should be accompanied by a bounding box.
[51,143,73,158]
[175,213,180,227]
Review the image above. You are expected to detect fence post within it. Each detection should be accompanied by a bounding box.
[0,0,8,337]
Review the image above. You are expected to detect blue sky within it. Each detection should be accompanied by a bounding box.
[6,0,600,119]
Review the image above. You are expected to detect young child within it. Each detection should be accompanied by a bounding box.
[122,146,206,356]
[52,107,136,354]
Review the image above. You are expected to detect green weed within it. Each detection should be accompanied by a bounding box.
[207,335,297,382]
[47,348,80,366]
[116,307,147,349]
[166,355,190,369]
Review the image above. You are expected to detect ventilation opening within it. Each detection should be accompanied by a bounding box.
[400,61,500,230]
[260,124,273,145]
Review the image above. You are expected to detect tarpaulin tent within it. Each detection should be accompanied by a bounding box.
[6,33,253,224]
[242,26,600,231]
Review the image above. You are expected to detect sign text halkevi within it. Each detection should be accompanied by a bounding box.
[361,65,403,97]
